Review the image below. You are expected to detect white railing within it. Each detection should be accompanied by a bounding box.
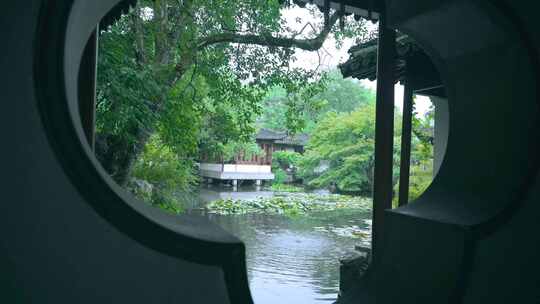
[223,164,272,173]
[200,163,271,173]
[199,163,223,172]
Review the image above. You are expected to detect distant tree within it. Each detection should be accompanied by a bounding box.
[130,134,197,212]
[299,102,402,194]
[407,100,435,200]
[393,98,435,204]
[257,70,375,133]
[297,90,434,197]
[258,86,288,130]
[314,70,375,114]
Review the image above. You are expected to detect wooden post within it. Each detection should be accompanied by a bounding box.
[398,77,414,207]
[78,27,99,150]
[372,16,396,258]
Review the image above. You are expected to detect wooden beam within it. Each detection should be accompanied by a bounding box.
[78,27,99,150]
[415,85,446,98]
[398,77,414,207]
[372,16,396,257]
[414,84,445,93]
[407,52,443,92]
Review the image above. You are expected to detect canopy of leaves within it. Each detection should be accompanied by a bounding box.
[393,99,435,204]
[299,99,403,194]
[299,103,376,193]
[258,70,375,133]
[272,150,301,170]
[130,135,197,212]
[95,0,370,188]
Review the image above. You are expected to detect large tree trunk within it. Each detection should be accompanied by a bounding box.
[96,125,154,187]
[94,1,175,187]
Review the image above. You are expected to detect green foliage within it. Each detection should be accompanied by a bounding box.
[392,99,435,206]
[299,104,374,193]
[132,135,198,192]
[270,184,303,192]
[409,160,433,200]
[392,159,433,207]
[271,150,301,185]
[412,98,435,150]
[258,70,375,134]
[197,93,261,162]
[314,70,376,114]
[206,193,372,215]
[149,191,186,215]
[404,98,435,202]
[96,0,367,180]
[95,0,372,211]
[273,168,288,185]
[158,68,210,157]
[255,71,331,133]
[222,141,263,162]
[258,86,289,130]
[272,150,301,169]
[130,135,197,212]
[299,102,402,194]
[95,17,162,144]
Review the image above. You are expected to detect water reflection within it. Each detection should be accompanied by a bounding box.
[193,185,371,304]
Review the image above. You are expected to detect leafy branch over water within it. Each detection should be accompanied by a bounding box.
[206,193,372,216]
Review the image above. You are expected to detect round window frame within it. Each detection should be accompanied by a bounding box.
[34,1,254,303]
[32,0,540,303]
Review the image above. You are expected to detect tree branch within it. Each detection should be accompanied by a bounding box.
[154,0,170,64]
[131,4,146,65]
[170,0,193,48]
[196,11,342,51]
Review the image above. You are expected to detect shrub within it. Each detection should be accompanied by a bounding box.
[273,168,288,185]
[392,160,433,207]
[222,141,263,163]
[270,184,303,192]
[130,135,198,213]
[272,150,301,170]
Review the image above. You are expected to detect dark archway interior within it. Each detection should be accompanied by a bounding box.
[1,0,539,303]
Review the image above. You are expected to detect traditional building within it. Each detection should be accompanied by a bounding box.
[200,129,308,185]
[253,128,309,164]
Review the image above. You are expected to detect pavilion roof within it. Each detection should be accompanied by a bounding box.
[256,128,309,146]
[339,34,421,81]
[290,0,381,22]
[275,133,309,146]
[256,129,285,140]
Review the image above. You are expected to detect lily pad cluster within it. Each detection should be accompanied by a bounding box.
[205,193,372,215]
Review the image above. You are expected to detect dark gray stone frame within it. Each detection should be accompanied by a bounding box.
[25,0,540,303]
[33,1,254,303]
[374,1,540,303]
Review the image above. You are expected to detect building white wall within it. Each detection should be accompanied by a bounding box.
[223,164,272,173]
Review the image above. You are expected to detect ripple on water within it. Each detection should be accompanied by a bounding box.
[201,195,372,304]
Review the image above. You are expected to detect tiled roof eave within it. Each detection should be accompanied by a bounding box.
[340,35,419,81]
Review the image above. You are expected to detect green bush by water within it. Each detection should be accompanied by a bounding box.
[129,135,196,214]
[273,168,288,185]
[270,184,304,192]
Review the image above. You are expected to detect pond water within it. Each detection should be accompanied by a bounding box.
[188,185,372,304]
